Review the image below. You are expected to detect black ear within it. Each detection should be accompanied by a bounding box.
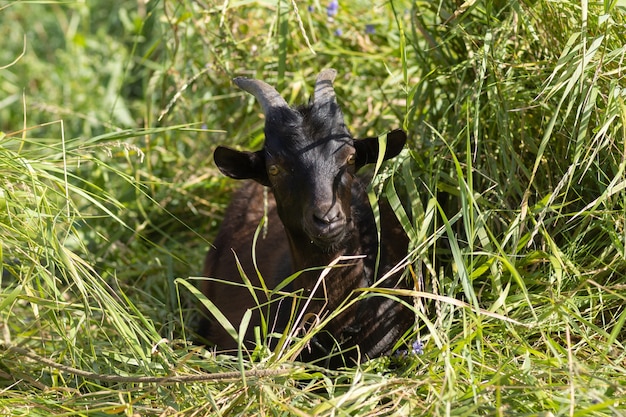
[213,146,270,186]
[354,129,407,170]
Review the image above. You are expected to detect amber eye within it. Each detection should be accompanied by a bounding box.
[347,154,356,165]
[268,165,279,176]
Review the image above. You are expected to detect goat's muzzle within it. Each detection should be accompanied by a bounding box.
[305,205,348,248]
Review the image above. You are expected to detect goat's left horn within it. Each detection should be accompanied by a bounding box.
[313,69,338,105]
[234,77,289,114]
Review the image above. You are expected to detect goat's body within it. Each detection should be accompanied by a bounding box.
[200,176,412,365]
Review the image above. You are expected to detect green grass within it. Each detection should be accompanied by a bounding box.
[1,0,626,415]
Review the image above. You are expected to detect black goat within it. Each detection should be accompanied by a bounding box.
[199,69,414,366]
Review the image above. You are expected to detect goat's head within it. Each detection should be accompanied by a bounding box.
[214,69,407,250]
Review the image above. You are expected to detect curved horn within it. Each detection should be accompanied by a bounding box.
[313,69,338,105]
[234,77,289,114]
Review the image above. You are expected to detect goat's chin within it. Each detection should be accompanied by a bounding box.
[302,218,354,253]
[307,227,352,253]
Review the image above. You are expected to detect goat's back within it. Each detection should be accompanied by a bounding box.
[199,181,291,349]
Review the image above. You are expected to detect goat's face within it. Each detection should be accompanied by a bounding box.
[262,107,357,248]
[214,70,407,250]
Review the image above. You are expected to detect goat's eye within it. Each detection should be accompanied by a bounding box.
[346,154,356,165]
[268,165,279,176]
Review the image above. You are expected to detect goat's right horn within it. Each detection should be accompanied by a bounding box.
[313,68,338,105]
[234,77,289,114]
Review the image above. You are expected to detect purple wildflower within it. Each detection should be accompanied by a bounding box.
[334,28,343,36]
[412,340,424,355]
[308,5,315,12]
[394,349,408,358]
[327,0,339,17]
[365,24,376,34]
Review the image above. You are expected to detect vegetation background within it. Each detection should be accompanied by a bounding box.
[1,0,625,415]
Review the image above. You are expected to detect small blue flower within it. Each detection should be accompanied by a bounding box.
[327,0,339,17]
[334,28,343,36]
[412,340,424,355]
[308,5,315,12]
[365,24,376,34]
[201,123,208,130]
[394,349,408,358]
[393,340,424,359]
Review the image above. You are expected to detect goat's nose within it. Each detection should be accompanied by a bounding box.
[312,205,342,227]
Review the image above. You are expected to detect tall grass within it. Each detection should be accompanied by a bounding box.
[1,0,625,415]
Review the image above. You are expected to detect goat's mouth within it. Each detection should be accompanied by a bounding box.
[306,221,350,250]
[312,230,345,246]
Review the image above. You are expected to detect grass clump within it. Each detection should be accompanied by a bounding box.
[1,0,625,415]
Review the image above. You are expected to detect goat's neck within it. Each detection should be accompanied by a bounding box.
[285,200,378,308]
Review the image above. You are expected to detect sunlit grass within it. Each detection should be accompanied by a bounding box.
[1,0,625,415]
